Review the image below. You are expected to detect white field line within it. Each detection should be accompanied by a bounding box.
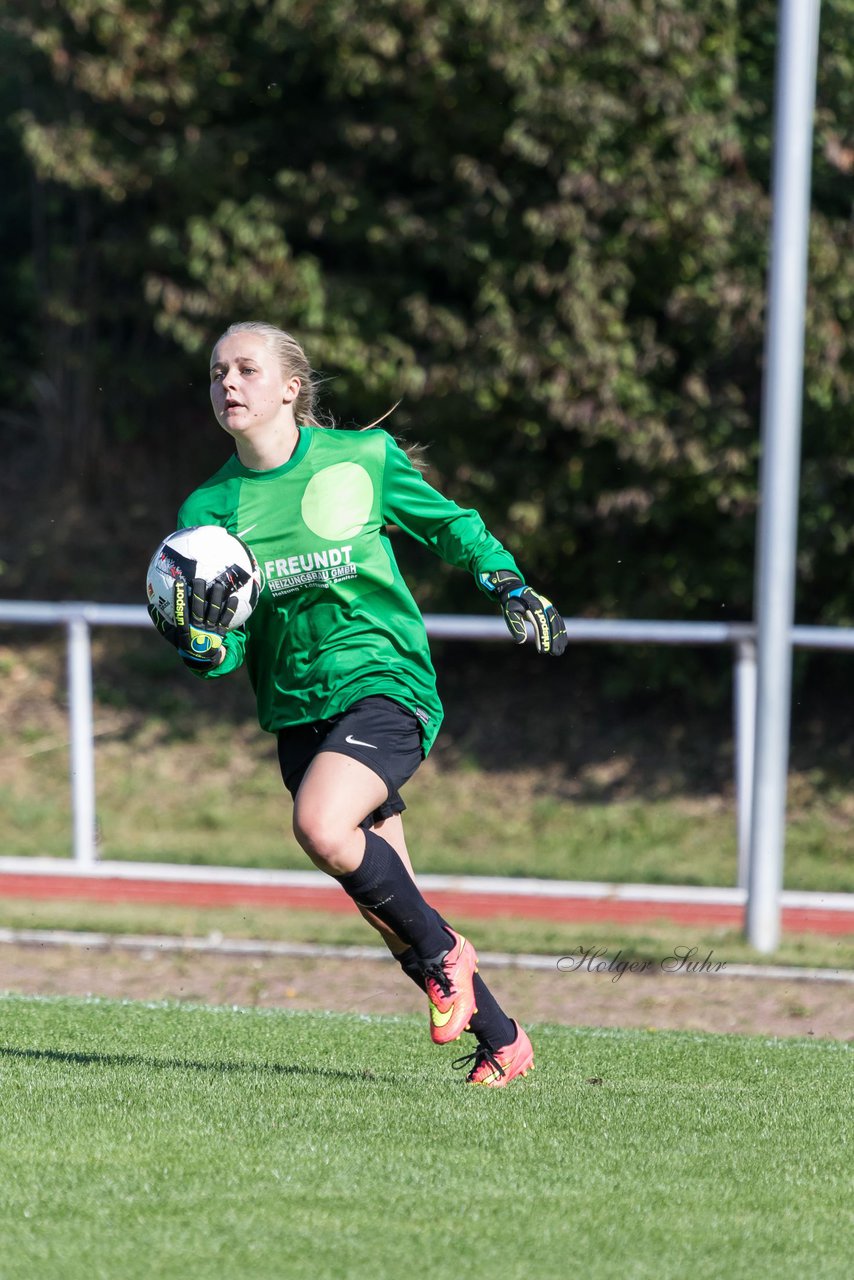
[1,927,852,984]
[1,857,852,914]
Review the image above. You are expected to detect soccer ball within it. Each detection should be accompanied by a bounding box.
[146,525,262,629]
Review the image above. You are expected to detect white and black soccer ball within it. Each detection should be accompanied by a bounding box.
[146,525,262,629]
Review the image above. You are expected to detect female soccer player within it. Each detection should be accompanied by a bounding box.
[149,321,567,1087]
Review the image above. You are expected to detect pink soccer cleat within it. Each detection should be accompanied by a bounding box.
[457,1022,534,1087]
[422,929,479,1045]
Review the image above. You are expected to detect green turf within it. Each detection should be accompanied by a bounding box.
[1,995,851,1279]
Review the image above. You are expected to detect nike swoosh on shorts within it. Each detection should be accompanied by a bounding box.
[345,734,377,749]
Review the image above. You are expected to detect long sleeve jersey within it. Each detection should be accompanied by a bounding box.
[177,426,521,753]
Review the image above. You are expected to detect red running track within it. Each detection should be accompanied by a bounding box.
[1,872,852,935]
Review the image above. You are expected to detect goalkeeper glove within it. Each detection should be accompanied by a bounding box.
[479,570,568,656]
[148,567,248,671]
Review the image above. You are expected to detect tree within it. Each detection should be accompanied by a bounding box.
[2,0,852,632]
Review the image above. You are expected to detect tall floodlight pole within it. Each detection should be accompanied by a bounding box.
[747,0,821,952]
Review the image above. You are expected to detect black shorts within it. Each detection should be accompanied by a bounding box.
[276,696,424,830]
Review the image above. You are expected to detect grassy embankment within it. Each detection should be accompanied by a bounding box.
[1,632,851,965]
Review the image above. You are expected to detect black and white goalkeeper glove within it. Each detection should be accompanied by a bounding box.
[479,570,568,657]
[148,568,248,671]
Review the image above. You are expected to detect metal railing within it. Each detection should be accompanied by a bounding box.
[2,600,854,889]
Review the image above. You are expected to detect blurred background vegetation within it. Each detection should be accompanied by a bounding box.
[1,2,853,895]
[1,0,851,629]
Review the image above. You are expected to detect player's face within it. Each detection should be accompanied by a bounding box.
[209,333,299,438]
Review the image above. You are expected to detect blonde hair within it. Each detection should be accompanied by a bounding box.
[215,321,330,427]
[214,321,418,456]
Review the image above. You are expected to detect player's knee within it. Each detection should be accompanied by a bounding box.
[292,807,354,873]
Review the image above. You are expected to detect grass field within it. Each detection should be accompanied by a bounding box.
[1,993,851,1280]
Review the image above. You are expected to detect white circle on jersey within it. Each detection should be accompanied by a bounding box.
[301,462,375,540]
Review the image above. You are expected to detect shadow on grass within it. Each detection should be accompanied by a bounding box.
[0,1044,391,1084]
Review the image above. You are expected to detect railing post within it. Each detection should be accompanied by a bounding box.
[67,615,98,867]
[734,639,757,888]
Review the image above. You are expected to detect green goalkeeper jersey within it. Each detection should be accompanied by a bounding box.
[177,427,521,753]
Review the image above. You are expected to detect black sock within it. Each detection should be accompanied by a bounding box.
[469,975,517,1052]
[395,946,427,993]
[337,831,450,961]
